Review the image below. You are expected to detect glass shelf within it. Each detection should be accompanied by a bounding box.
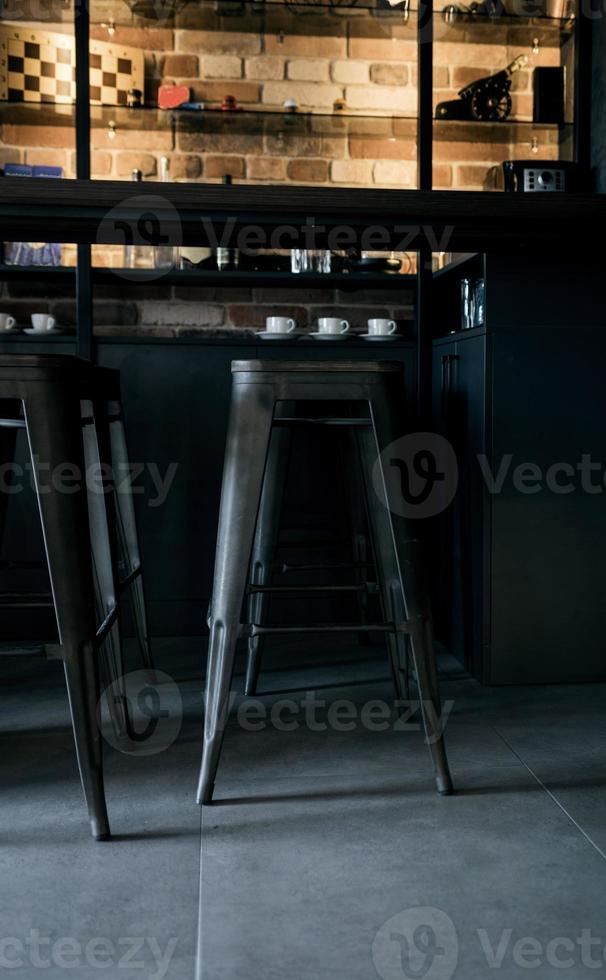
[0,0,73,23]
[433,118,573,141]
[89,0,417,35]
[84,105,418,138]
[434,8,575,41]
[0,101,76,127]
[0,101,573,152]
[3,101,570,145]
[174,107,417,139]
[0,264,417,290]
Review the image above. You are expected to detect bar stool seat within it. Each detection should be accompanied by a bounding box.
[0,354,152,840]
[197,359,453,805]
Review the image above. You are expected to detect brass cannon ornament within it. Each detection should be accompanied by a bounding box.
[436,55,528,122]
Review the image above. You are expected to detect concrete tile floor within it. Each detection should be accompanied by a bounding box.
[1,637,605,980]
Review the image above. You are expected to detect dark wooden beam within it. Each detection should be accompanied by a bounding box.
[0,180,602,251]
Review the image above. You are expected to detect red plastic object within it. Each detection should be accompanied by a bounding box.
[158,84,191,109]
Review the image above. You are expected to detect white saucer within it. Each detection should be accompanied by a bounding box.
[256,331,302,340]
[309,332,351,340]
[24,328,62,336]
[0,328,19,334]
[360,333,400,341]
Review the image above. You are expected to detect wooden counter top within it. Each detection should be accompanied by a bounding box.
[0,179,601,252]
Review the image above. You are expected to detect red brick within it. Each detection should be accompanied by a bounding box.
[370,63,409,86]
[287,158,329,182]
[434,141,505,162]
[511,94,533,119]
[348,36,416,61]
[178,131,264,155]
[2,125,74,149]
[91,128,173,151]
[188,80,260,104]
[245,56,285,81]
[432,163,452,188]
[116,153,157,177]
[0,147,21,167]
[450,66,488,90]
[454,164,494,189]
[24,148,68,170]
[265,34,345,58]
[439,42,507,68]
[253,287,334,303]
[349,138,416,161]
[177,30,261,55]
[91,150,113,176]
[204,155,245,179]
[169,154,203,180]
[247,156,287,180]
[264,134,344,158]
[161,54,198,78]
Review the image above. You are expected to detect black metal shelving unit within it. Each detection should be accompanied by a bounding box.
[0,263,416,289]
[0,0,593,417]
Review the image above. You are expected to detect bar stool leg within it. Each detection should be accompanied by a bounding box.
[244,425,291,696]
[355,427,410,706]
[197,382,275,805]
[107,399,153,673]
[82,402,131,741]
[0,408,19,549]
[343,431,371,647]
[366,387,454,797]
[23,387,110,839]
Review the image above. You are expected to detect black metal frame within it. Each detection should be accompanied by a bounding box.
[66,0,592,414]
[75,0,92,360]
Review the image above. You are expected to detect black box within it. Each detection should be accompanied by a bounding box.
[533,67,565,124]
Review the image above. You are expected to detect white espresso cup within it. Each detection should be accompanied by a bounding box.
[317,317,350,335]
[266,316,296,334]
[367,318,398,336]
[31,314,56,332]
[0,313,16,331]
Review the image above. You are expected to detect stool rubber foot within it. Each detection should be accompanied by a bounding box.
[91,817,111,841]
[436,774,454,796]
[198,782,215,806]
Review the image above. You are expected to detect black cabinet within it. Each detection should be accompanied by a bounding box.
[431,331,487,678]
[431,255,606,683]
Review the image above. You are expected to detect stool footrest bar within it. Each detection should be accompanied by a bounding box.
[0,642,47,657]
[247,583,378,595]
[0,592,53,607]
[273,418,371,428]
[117,563,142,592]
[281,561,374,573]
[245,622,410,636]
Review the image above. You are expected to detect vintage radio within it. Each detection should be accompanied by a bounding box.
[501,160,587,192]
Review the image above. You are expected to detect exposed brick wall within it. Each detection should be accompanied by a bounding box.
[0,12,571,333]
[0,15,568,192]
[0,273,415,337]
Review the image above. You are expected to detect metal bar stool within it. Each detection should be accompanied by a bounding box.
[244,419,410,703]
[93,367,153,678]
[0,355,152,839]
[197,360,453,805]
